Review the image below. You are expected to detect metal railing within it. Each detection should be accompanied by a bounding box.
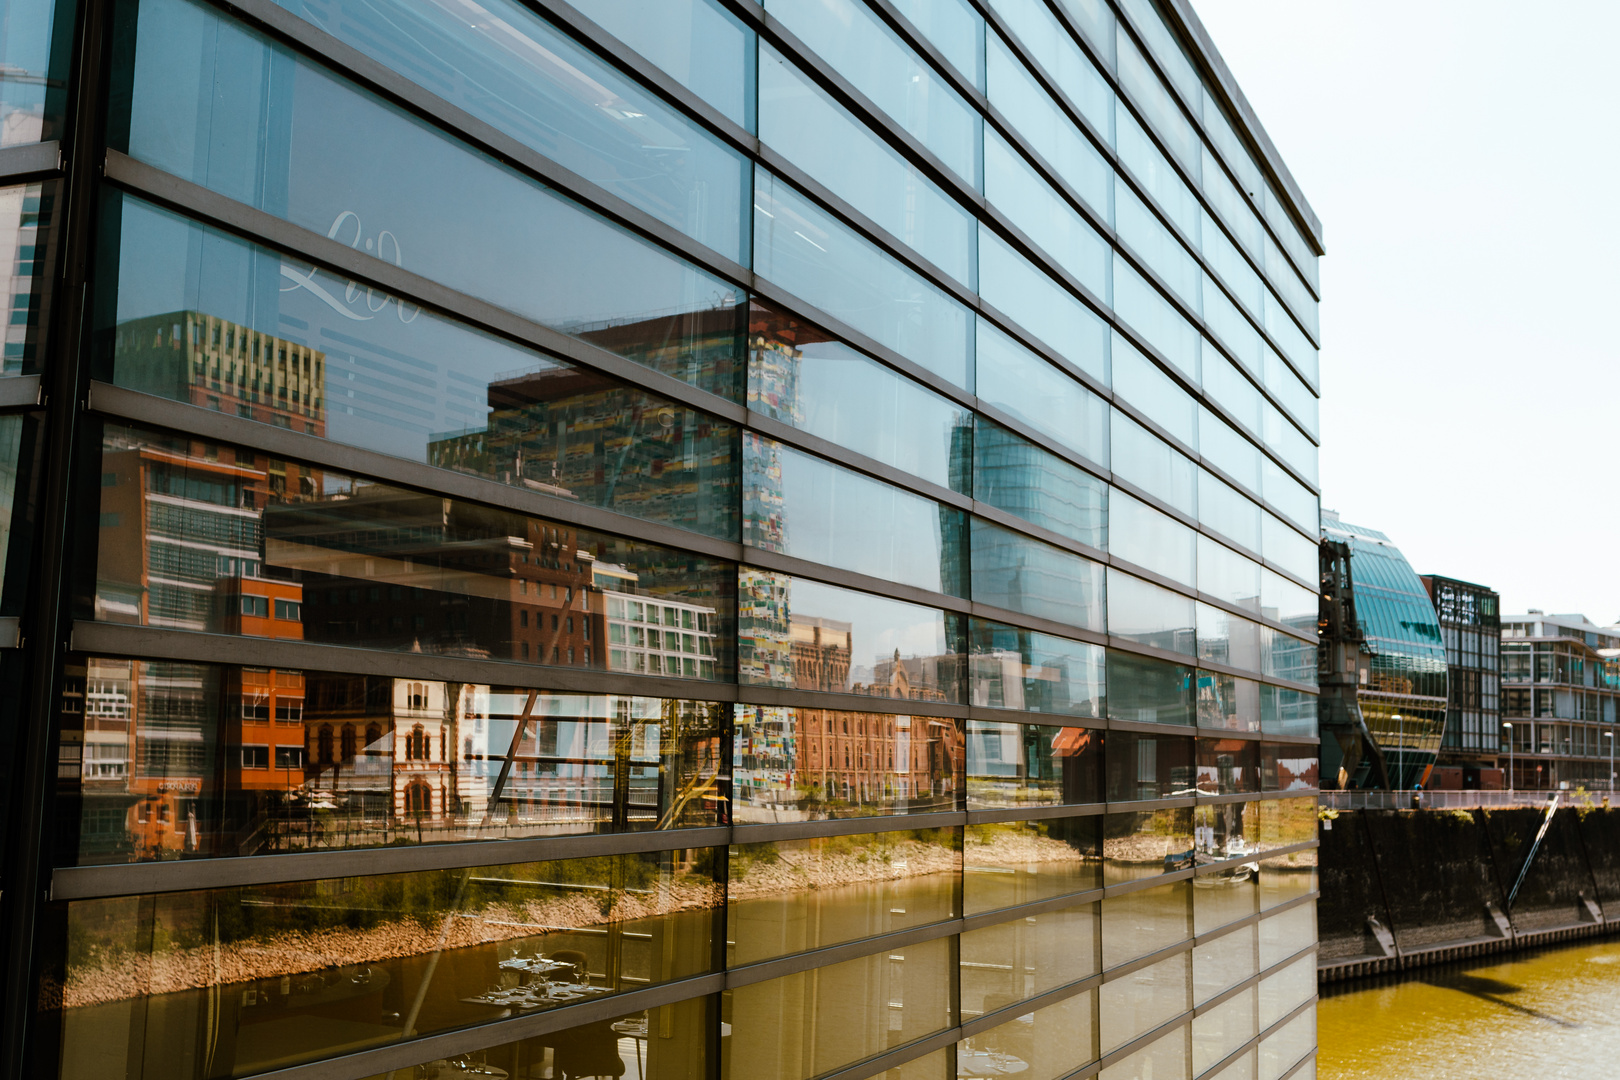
[1319,790,1586,811]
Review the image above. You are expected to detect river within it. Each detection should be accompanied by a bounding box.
[1319,937,1620,1078]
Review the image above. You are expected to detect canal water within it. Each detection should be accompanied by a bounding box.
[1319,937,1620,1078]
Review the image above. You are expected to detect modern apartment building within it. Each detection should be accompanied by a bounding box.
[1421,574,1501,787]
[0,0,1323,1078]
[1499,612,1620,791]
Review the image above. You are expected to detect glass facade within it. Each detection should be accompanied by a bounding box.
[1319,515,1445,789]
[1498,613,1620,790]
[1422,575,1501,781]
[0,0,1321,1077]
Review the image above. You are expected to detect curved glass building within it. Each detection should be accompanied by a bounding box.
[1322,513,1448,787]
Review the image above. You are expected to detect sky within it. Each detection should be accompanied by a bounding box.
[1193,0,1620,624]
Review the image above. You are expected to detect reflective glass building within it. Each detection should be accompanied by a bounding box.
[1318,514,1443,789]
[1421,574,1500,785]
[0,0,1323,1078]
[1499,612,1620,791]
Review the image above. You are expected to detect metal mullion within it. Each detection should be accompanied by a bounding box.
[70,621,741,702]
[969,399,1111,483]
[1191,588,1316,648]
[87,381,746,562]
[971,500,1108,565]
[958,886,1108,933]
[958,973,1101,1040]
[1277,1047,1319,1080]
[49,825,734,901]
[973,289,1113,399]
[725,917,968,990]
[1192,887,1317,950]
[967,600,1107,648]
[1094,1011,1189,1072]
[965,802,1107,826]
[205,0,756,288]
[862,0,988,109]
[101,151,751,427]
[809,1028,962,1080]
[736,684,970,721]
[744,407,970,511]
[0,141,62,183]
[1100,937,1194,984]
[732,811,966,846]
[965,705,1105,731]
[1104,632,1204,672]
[1101,868,1194,900]
[743,550,971,614]
[1256,942,1319,985]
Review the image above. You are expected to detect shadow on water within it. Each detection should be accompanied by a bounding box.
[1417,970,1583,1029]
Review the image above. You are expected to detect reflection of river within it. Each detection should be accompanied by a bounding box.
[1319,938,1620,1078]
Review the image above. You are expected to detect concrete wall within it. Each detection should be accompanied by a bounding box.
[1320,805,1620,980]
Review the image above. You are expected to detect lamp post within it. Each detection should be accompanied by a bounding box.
[1393,714,1404,789]
[1504,721,1514,793]
[1607,730,1614,793]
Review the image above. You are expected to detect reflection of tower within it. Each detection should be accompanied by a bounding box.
[114,310,327,435]
[596,562,717,679]
[1,182,56,373]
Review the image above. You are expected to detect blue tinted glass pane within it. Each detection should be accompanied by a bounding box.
[754,171,972,389]
[118,0,745,399]
[1115,185,1199,313]
[891,0,985,88]
[976,322,1109,466]
[273,0,748,261]
[0,0,65,145]
[567,0,754,127]
[1114,256,1198,381]
[744,435,967,596]
[987,0,1113,141]
[760,45,974,284]
[1197,603,1261,674]
[973,417,1106,549]
[769,0,981,187]
[1109,490,1192,586]
[980,227,1108,381]
[1110,412,1194,517]
[984,134,1109,302]
[971,518,1104,632]
[986,37,1111,222]
[1112,333,1195,449]
[1107,568,1195,656]
[1198,471,1260,554]
[749,301,972,491]
[104,195,740,539]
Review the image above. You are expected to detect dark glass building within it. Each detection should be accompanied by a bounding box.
[1318,513,1445,789]
[0,0,1323,1078]
[1421,575,1500,787]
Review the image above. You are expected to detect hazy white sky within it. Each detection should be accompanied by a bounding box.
[1193,0,1620,623]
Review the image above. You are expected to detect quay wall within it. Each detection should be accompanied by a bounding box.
[1319,805,1620,982]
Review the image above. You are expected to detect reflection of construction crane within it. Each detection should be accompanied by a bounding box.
[655,699,726,830]
[1319,539,1391,789]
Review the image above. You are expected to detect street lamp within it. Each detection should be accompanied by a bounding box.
[1504,722,1514,793]
[1606,730,1614,793]
[1393,714,1404,789]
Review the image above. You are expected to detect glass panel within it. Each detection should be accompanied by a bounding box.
[1260,744,1319,792]
[115,0,746,399]
[737,570,965,699]
[1258,901,1317,969]
[972,518,1105,631]
[1258,954,1315,1028]
[1261,513,1316,585]
[727,828,960,964]
[749,301,972,491]
[960,989,1097,1080]
[1197,604,1262,674]
[973,417,1107,548]
[1194,987,1257,1075]
[968,617,1105,718]
[568,0,753,126]
[1108,569,1196,657]
[984,132,1110,300]
[1259,796,1318,849]
[1111,411,1194,516]
[1204,273,1263,374]
[62,657,729,865]
[985,37,1112,221]
[1260,569,1317,635]
[1207,1048,1258,1080]
[276,0,748,260]
[960,902,1098,1016]
[103,196,740,540]
[2,181,56,374]
[1203,339,1261,427]
[733,705,962,821]
[1259,1012,1315,1080]
[1114,256,1199,382]
[1104,808,1194,884]
[977,322,1109,463]
[1262,626,1317,688]
[723,936,955,1080]
[1107,651,1194,727]
[1263,347,1320,441]
[1259,686,1318,738]
[57,851,719,1079]
[744,434,966,596]
[1196,671,1261,733]
[1261,400,1318,488]
[1199,471,1261,555]
[987,0,1112,141]
[1115,32,1197,174]
[1097,950,1190,1053]
[1196,737,1260,795]
[1056,0,1116,68]
[1194,924,1257,1004]
[1105,731,1194,801]
[964,816,1102,914]
[0,413,25,596]
[966,719,1102,809]
[1261,458,1319,537]
[1115,107,1199,240]
[1113,332,1195,448]
[1193,801,1260,868]
[890,0,985,88]
[1199,538,1262,614]
[92,423,733,676]
[1116,184,1199,313]
[1193,870,1257,936]
[1099,1026,1190,1080]
[980,227,1109,380]
[754,171,971,389]
[1110,490,1194,586]
[0,0,66,146]
[760,44,974,284]
[1101,880,1190,969]
[765,0,980,186]
[1259,850,1317,909]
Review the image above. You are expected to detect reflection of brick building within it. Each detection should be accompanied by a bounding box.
[791,616,850,691]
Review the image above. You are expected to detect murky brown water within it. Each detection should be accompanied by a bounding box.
[1319,938,1620,1079]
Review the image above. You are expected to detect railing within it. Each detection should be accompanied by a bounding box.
[1319,790,1586,811]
